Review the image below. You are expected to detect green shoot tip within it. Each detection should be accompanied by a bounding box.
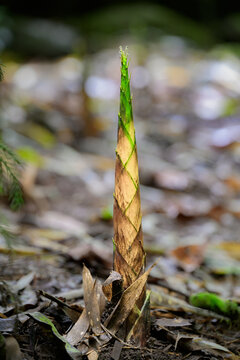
[119,46,129,64]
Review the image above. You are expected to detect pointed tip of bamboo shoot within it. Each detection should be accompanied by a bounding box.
[120,46,129,74]
[119,46,132,129]
[119,46,128,60]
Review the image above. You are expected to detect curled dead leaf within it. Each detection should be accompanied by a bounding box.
[102,271,122,302]
[105,264,154,335]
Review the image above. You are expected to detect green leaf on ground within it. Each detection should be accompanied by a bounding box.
[28,312,80,359]
[189,292,240,318]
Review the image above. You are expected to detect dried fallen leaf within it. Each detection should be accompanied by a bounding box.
[65,308,89,346]
[83,265,102,336]
[170,244,206,272]
[12,272,35,292]
[24,228,69,241]
[68,243,112,268]
[155,317,192,328]
[191,337,235,355]
[224,176,240,192]
[65,266,109,351]
[19,287,38,308]
[102,271,122,302]
[205,248,240,275]
[0,318,21,333]
[55,289,84,301]
[4,336,23,360]
[20,164,38,197]
[175,333,239,359]
[33,211,87,236]
[95,280,106,316]
[0,245,42,256]
[27,237,69,253]
[87,349,98,360]
[216,242,240,261]
[105,264,154,335]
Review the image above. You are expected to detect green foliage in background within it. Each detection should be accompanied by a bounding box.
[0,64,3,82]
[0,213,15,248]
[0,63,23,247]
[0,64,23,211]
[17,146,44,167]
[0,141,24,210]
[101,205,113,221]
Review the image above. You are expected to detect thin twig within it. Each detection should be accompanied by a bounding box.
[100,323,139,349]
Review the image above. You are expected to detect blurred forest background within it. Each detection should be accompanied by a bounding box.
[1,0,240,295]
[1,1,240,358]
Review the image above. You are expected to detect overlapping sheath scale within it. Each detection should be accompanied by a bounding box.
[113,49,145,290]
